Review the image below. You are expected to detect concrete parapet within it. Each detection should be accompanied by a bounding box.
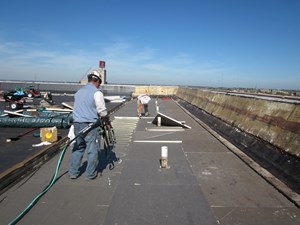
[133,85,178,97]
[176,87,300,157]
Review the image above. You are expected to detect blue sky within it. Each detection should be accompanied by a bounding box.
[0,0,299,90]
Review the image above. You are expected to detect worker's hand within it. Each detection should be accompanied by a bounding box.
[101,116,110,125]
[101,116,113,128]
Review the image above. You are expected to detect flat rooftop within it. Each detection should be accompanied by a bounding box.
[1,98,300,225]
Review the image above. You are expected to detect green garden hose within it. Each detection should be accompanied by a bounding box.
[8,119,102,225]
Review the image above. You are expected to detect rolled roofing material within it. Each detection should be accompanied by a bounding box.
[0,109,73,128]
[38,111,73,121]
[0,117,70,128]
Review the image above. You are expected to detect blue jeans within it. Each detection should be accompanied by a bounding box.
[69,122,100,179]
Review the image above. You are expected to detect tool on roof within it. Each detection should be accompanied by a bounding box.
[6,127,39,142]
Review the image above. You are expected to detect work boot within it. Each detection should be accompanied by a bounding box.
[85,173,98,180]
[69,174,78,179]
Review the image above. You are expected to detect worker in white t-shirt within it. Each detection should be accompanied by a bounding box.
[137,94,151,117]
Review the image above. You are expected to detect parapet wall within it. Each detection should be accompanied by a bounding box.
[133,85,178,97]
[176,87,300,157]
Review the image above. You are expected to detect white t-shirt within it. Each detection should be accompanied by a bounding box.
[138,94,151,104]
